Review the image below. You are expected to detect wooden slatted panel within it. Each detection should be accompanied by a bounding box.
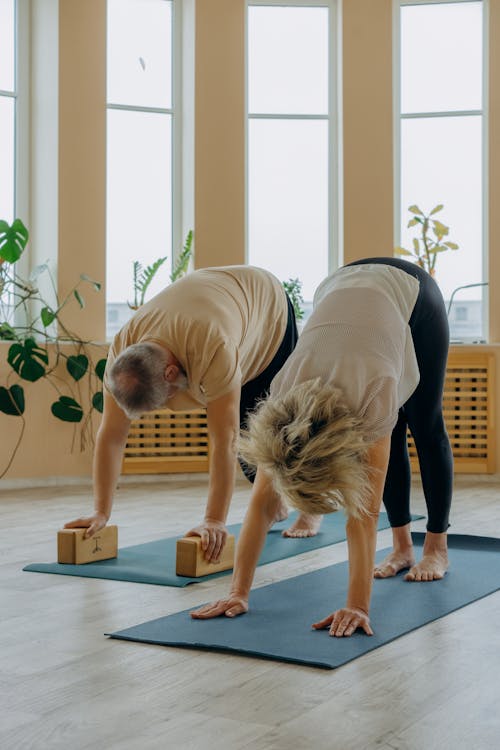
[122,409,209,474]
[409,352,496,474]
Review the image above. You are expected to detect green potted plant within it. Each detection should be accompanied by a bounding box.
[0,218,107,476]
[395,204,459,276]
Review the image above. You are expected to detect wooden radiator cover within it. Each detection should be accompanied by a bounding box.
[122,409,209,474]
[122,352,496,476]
[409,351,496,474]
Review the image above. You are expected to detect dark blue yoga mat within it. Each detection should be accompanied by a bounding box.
[108,533,500,668]
[23,511,413,587]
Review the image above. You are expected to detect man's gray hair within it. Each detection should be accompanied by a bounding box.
[108,342,187,419]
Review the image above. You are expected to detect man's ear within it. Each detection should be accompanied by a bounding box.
[164,364,180,383]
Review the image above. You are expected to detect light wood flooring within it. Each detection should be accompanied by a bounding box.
[1,474,499,750]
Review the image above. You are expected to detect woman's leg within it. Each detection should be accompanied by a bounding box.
[373,410,416,577]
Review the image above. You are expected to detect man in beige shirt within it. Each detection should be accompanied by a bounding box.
[64,266,298,561]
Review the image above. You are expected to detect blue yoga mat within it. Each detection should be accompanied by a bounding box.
[108,533,500,668]
[23,511,415,587]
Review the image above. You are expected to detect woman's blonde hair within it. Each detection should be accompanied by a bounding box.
[239,379,371,518]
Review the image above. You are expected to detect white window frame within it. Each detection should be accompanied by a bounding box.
[393,0,489,341]
[105,0,183,284]
[245,0,342,283]
[0,0,29,228]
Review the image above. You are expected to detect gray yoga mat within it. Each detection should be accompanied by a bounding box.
[108,533,500,668]
[23,511,413,587]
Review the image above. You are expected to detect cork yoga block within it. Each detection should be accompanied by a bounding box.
[57,525,118,564]
[176,534,235,577]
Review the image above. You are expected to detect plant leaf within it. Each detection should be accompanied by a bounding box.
[0,218,29,263]
[0,322,18,341]
[51,396,83,423]
[41,307,56,327]
[80,273,102,291]
[408,205,423,216]
[95,358,107,382]
[432,220,449,238]
[74,289,85,308]
[407,218,419,227]
[171,230,194,282]
[430,204,444,215]
[0,384,25,416]
[92,391,104,413]
[394,246,413,257]
[8,338,49,382]
[66,354,89,381]
[444,241,459,250]
[412,238,420,252]
[29,262,50,281]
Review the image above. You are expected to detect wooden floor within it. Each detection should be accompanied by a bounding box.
[1,474,499,750]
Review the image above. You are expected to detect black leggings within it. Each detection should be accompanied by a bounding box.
[238,295,299,483]
[347,257,453,533]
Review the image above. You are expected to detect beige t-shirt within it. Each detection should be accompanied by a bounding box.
[105,266,288,410]
[270,263,420,443]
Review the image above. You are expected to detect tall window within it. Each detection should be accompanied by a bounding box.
[106,0,176,338]
[397,1,486,341]
[247,1,337,312]
[0,0,16,222]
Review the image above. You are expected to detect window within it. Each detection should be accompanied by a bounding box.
[396,1,486,341]
[106,0,177,338]
[0,0,16,223]
[247,1,338,311]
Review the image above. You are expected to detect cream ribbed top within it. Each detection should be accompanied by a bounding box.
[270,263,420,442]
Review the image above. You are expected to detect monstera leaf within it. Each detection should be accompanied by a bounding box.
[95,358,107,382]
[92,391,104,413]
[0,218,29,263]
[51,396,83,423]
[66,354,89,381]
[8,339,49,382]
[0,385,25,416]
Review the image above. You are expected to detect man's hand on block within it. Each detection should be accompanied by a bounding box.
[176,534,235,577]
[57,525,118,564]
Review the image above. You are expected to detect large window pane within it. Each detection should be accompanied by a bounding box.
[107,0,172,109]
[0,0,15,91]
[400,115,483,338]
[0,97,15,221]
[248,6,328,115]
[106,109,172,332]
[248,119,329,301]
[401,2,483,114]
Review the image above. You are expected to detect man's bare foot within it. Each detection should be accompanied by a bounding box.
[405,550,448,581]
[374,549,415,578]
[282,512,323,538]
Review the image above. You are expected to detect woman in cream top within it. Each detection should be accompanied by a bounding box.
[192,257,453,639]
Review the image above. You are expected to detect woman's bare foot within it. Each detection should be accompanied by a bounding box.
[282,512,323,538]
[374,549,415,578]
[272,499,289,526]
[405,531,449,581]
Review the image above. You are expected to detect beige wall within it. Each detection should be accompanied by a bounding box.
[489,1,500,343]
[1,0,499,480]
[194,0,246,267]
[58,0,107,341]
[342,0,394,264]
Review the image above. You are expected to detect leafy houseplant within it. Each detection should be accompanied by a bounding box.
[282,277,305,320]
[0,218,107,477]
[128,230,194,310]
[395,204,459,275]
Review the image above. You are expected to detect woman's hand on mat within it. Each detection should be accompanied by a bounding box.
[190,595,249,620]
[64,512,108,539]
[185,519,228,562]
[312,607,373,637]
